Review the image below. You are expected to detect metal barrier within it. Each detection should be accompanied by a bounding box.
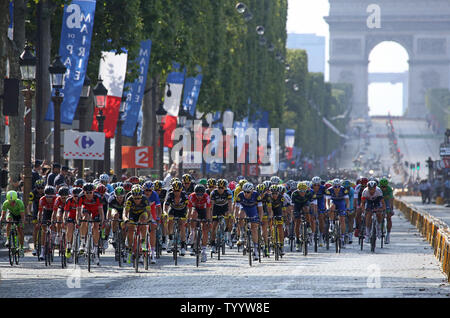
[394,198,450,281]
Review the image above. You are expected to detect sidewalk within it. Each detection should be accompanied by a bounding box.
[400,196,450,227]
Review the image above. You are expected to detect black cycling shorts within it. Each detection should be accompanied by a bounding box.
[213,205,228,217]
[168,208,187,219]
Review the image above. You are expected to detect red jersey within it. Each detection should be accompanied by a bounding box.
[64,196,79,219]
[39,196,56,213]
[78,193,103,217]
[188,193,211,210]
[53,196,67,213]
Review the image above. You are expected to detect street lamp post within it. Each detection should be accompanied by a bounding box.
[156,103,167,179]
[177,107,189,177]
[93,79,108,176]
[19,45,36,207]
[115,94,126,179]
[74,75,91,179]
[49,56,67,166]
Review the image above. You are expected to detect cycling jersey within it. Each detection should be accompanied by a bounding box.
[311,184,326,213]
[291,190,315,217]
[145,190,161,221]
[2,200,25,216]
[78,193,103,217]
[283,193,292,206]
[106,184,114,194]
[361,187,384,210]
[183,182,196,195]
[381,185,394,213]
[233,185,243,203]
[53,196,67,214]
[235,191,262,221]
[210,189,233,207]
[261,192,272,217]
[188,193,211,210]
[125,196,151,223]
[165,190,189,210]
[29,189,44,220]
[345,187,355,211]
[325,186,349,216]
[108,195,126,217]
[157,189,168,206]
[64,196,79,220]
[270,194,286,217]
[39,196,57,222]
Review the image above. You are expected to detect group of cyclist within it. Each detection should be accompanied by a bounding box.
[0,171,395,266]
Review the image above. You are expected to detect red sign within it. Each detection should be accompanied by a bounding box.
[122,146,153,168]
[444,157,450,169]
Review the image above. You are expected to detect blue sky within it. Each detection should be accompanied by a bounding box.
[287,0,408,116]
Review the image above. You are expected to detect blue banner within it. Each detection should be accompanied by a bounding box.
[182,73,203,117]
[206,162,223,174]
[45,0,97,124]
[122,39,152,137]
[8,1,13,40]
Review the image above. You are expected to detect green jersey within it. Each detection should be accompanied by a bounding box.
[381,186,394,200]
[2,200,25,216]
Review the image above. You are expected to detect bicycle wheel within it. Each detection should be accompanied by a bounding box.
[73,229,79,265]
[370,220,377,253]
[274,225,279,261]
[247,228,252,267]
[360,218,364,251]
[61,235,66,269]
[380,217,385,249]
[45,231,51,266]
[173,225,178,266]
[36,226,42,261]
[87,233,92,272]
[195,224,201,267]
[8,231,14,266]
[14,231,19,265]
[134,231,141,273]
[217,228,222,261]
[325,219,330,250]
[258,225,262,263]
[303,222,308,256]
[335,220,340,254]
[314,223,318,253]
[117,229,122,267]
[144,233,149,271]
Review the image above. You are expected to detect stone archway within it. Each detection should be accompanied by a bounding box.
[325,0,450,118]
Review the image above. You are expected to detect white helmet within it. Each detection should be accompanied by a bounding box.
[242,183,254,192]
[99,174,110,183]
[312,176,321,185]
[270,176,281,185]
[332,178,341,187]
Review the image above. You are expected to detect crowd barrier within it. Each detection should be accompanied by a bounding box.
[394,198,450,281]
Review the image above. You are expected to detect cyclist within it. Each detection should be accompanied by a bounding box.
[37,186,58,260]
[210,179,233,252]
[187,184,212,262]
[325,179,350,247]
[53,186,70,246]
[310,176,327,246]
[291,182,315,252]
[361,180,386,243]
[73,178,85,189]
[235,182,263,261]
[77,183,104,265]
[63,187,83,261]
[164,180,189,256]
[182,174,196,245]
[1,191,26,257]
[257,183,272,257]
[95,183,110,250]
[379,177,394,244]
[355,177,368,238]
[342,180,356,244]
[154,180,169,250]
[28,178,45,256]
[107,186,126,253]
[143,180,161,264]
[270,185,288,255]
[123,181,133,194]
[123,185,152,264]
[233,179,248,247]
[99,174,114,194]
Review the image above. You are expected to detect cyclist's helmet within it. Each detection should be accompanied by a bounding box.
[367,180,377,189]
[269,185,279,193]
[238,179,248,187]
[198,178,207,186]
[6,190,17,201]
[228,181,236,191]
[95,184,107,195]
[256,183,266,194]
[82,183,95,192]
[35,179,45,189]
[128,176,140,185]
[242,183,254,192]
[172,180,183,191]
[72,188,83,197]
[93,179,100,185]
[58,187,70,197]
[171,177,181,184]
[279,185,286,194]
[182,174,193,183]
[332,179,341,187]
[360,177,369,186]
[217,179,228,188]
[207,178,217,187]
[99,174,110,184]
[263,180,272,190]
[312,176,321,185]
[154,180,164,191]
[123,181,133,192]
[44,185,56,196]
[194,184,206,195]
[356,177,362,185]
[342,180,351,189]
[379,178,389,187]
[131,185,143,197]
[139,177,146,185]
[270,176,281,185]
[143,181,154,191]
[114,186,125,197]
[236,175,245,182]
[325,182,332,189]
[297,182,308,192]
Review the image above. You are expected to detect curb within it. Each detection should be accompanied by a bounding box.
[394,198,450,282]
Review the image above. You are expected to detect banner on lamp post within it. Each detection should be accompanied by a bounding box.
[121,146,153,168]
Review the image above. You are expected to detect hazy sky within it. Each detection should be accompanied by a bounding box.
[287,0,408,116]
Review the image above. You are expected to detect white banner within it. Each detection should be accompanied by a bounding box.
[223,110,234,129]
[163,83,184,117]
[64,130,105,160]
[99,51,128,98]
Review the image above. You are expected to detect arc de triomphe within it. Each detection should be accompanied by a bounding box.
[325,0,450,118]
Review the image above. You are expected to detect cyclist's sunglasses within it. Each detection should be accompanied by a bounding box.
[133,196,142,200]
[45,194,55,198]
[144,189,153,192]
[85,191,93,195]
[173,189,181,192]
[244,191,252,194]
[218,187,225,190]
[36,186,45,190]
